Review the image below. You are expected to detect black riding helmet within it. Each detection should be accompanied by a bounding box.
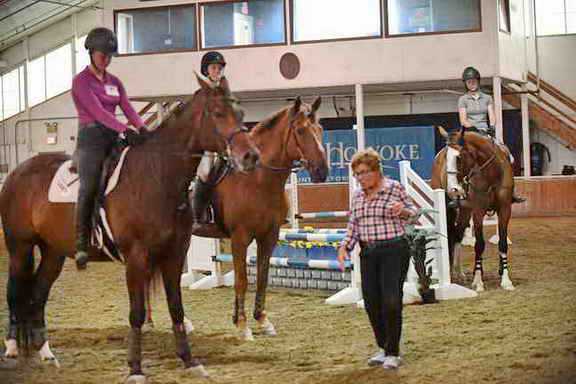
[85,27,118,56]
[462,66,481,82]
[201,51,226,77]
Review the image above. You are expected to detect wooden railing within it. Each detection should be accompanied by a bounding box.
[527,72,576,113]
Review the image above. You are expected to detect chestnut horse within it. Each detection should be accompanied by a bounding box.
[430,127,515,292]
[0,76,259,382]
[192,97,328,340]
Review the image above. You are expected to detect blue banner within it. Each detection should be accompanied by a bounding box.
[297,126,435,184]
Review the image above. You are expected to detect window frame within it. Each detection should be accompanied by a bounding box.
[27,41,73,108]
[113,4,199,57]
[383,0,483,38]
[0,62,26,121]
[535,0,576,36]
[199,0,288,51]
[499,0,511,34]
[289,0,383,45]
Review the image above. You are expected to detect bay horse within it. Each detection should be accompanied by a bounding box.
[431,127,515,292]
[192,97,328,340]
[0,75,259,382]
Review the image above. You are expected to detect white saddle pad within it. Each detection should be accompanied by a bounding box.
[48,148,130,203]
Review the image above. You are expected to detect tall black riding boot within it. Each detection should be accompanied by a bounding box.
[189,178,214,225]
[74,189,94,270]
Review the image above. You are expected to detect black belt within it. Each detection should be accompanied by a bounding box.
[360,236,405,250]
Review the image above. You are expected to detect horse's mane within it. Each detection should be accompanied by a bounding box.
[251,106,290,135]
[144,85,238,138]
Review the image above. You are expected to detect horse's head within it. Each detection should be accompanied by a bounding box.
[286,97,328,183]
[443,127,507,209]
[193,75,259,172]
[255,97,328,183]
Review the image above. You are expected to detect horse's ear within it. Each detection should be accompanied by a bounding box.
[219,76,232,96]
[290,96,302,117]
[195,71,210,89]
[436,125,448,138]
[311,97,322,115]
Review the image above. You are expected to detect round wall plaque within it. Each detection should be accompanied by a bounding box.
[279,52,300,80]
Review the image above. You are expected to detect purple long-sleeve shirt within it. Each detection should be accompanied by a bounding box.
[72,66,144,133]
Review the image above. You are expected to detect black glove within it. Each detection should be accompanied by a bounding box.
[125,129,146,146]
[487,125,496,137]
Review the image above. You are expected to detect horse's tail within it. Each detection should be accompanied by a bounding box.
[145,266,163,325]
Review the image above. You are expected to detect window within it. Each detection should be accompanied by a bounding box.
[386,0,481,36]
[27,56,46,107]
[115,5,197,54]
[1,65,25,120]
[292,0,381,43]
[27,43,72,107]
[201,0,285,48]
[536,0,576,36]
[76,35,90,72]
[46,44,72,99]
[499,0,511,33]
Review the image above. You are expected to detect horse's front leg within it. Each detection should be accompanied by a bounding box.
[254,233,278,337]
[160,254,208,377]
[125,253,150,384]
[231,233,252,341]
[471,211,487,292]
[497,207,515,291]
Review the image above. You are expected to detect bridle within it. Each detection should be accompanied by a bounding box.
[258,110,317,173]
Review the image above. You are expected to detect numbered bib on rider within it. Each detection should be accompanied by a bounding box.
[105,84,119,97]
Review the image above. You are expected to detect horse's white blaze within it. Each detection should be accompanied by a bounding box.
[500,268,515,291]
[38,341,60,368]
[126,374,147,384]
[446,147,464,195]
[184,317,194,334]
[258,318,277,336]
[472,270,485,292]
[4,339,18,358]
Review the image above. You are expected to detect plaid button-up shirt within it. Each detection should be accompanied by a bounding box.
[340,178,418,252]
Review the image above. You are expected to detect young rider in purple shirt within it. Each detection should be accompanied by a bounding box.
[72,27,147,270]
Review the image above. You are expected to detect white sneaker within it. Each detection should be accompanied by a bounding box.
[382,355,402,370]
[367,349,386,366]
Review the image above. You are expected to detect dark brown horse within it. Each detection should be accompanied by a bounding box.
[192,97,328,340]
[0,76,259,382]
[431,127,515,292]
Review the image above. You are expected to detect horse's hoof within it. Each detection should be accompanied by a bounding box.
[42,356,61,368]
[126,374,147,384]
[261,327,277,336]
[240,328,254,341]
[501,283,516,291]
[186,364,209,378]
[0,357,18,371]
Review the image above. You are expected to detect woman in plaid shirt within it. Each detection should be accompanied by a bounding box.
[338,148,418,370]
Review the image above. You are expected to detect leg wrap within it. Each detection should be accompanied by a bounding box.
[6,324,18,340]
[127,328,142,373]
[30,327,47,350]
[173,324,192,365]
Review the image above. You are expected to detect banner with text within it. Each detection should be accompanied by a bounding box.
[297,126,436,184]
